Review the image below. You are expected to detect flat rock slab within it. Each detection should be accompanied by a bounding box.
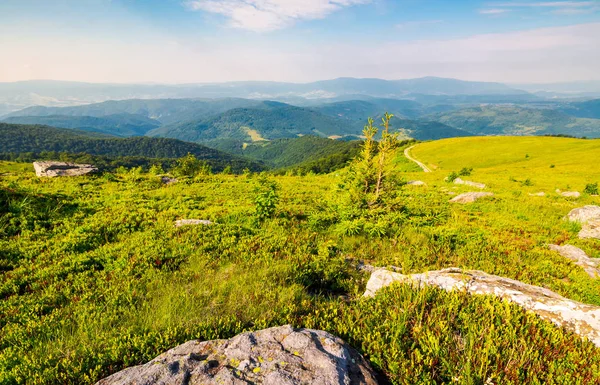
[529,192,546,197]
[580,219,600,240]
[96,325,378,385]
[449,192,494,204]
[567,206,600,240]
[548,244,600,278]
[454,178,486,189]
[33,161,98,177]
[363,268,600,347]
[175,219,213,227]
[557,189,581,198]
[406,180,426,186]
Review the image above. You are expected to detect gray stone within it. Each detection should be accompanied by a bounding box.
[33,161,98,177]
[95,325,378,385]
[174,219,213,227]
[406,180,426,186]
[528,192,546,197]
[364,268,600,347]
[548,244,600,278]
[454,178,486,189]
[449,192,494,204]
[161,176,178,185]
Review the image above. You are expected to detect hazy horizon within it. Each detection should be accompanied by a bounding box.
[2,76,600,87]
[1,0,600,84]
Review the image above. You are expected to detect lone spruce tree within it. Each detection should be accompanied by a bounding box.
[347,112,400,208]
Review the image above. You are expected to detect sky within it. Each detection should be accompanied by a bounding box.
[0,0,599,84]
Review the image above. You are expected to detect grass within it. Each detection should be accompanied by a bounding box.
[1,136,600,384]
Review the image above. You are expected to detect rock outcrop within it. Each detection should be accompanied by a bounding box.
[548,244,600,278]
[364,268,600,347]
[96,325,378,385]
[161,176,178,185]
[567,205,600,240]
[174,219,213,227]
[406,180,426,186]
[453,178,486,189]
[33,161,98,177]
[529,192,546,197]
[449,192,494,204]
[568,205,600,223]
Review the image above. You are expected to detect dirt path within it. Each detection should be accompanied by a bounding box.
[404,145,431,172]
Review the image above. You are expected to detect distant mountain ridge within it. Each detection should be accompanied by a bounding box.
[3,113,160,137]
[0,77,532,115]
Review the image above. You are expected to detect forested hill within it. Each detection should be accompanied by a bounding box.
[209,135,363,169]
[0,123,264,171]
[147,101,361,142]
[429,106,600,138]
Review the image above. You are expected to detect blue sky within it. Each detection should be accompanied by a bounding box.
[1,0,599,83]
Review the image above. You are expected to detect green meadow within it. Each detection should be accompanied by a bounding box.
[1,136,600,384]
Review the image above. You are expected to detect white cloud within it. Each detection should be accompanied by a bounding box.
[488,1,599,15]
[491,1,595,7]
[185,0,370,31]
[479,8,510,14]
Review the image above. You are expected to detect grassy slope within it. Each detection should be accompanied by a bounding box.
[410,136,600,188]
[2,136,600,384]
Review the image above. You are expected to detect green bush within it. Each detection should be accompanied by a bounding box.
[584,182,599,195]
[459,167,473,176]
[446,171,460,182]
[253,176,280,222]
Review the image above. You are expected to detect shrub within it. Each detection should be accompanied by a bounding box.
[584,182,599,195]
[459,167,473,176]
[253,176,279,222]
[173,153,211,177]
[446,171,460,182]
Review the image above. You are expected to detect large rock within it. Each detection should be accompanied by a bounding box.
[568,205,600,223]
[364,268,600,347]
[33,161,98,177]
[406,180,426,186]
[548,244,600,278]
[96,325,378,385]
[453,178,485,189]
[449,192,494,204]
[567,205,600,240]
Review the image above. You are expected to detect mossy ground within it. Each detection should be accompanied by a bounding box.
[1,136,600,384]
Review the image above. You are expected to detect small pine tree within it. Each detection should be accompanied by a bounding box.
[346,113,400,208]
